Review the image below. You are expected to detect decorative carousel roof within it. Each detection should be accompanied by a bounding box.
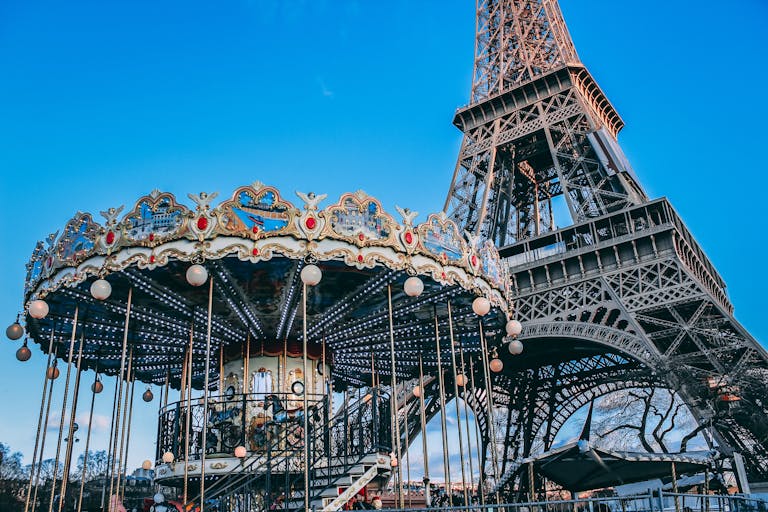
[22,183,512,388]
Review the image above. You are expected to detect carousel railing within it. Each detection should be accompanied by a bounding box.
[297,387,392,504]
[207,388,393,510]
[176,388,393,510]
[156,391,325,462]
[182,393,331,509]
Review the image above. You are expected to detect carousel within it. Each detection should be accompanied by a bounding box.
[9,183,523,512]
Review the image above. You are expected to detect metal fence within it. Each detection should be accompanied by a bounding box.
[375,493,768,512]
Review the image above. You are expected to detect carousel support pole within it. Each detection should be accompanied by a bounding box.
[77,360,101,512]
[183,326,193,505]
[108,288,132,506]
[302,282,310,512]
[458,339,476,502]
[446,301,469,506]
[180,345,188,405]
[58,331,85,512]
[245,333,250,394]
[114,348,134,504]
[163,367,170,409]
[478,321,501,504]
[200,277,214,511]
[100,371,121,511]
[433,308,452,506]
[24,329,56,512]
[417,353,431,508]
[119,367,137,505]
[322,335,331,471]
[468,358,485,505]
[403,400,412,508]
[323,336,330,415]
[31,359,58,512]
[219,344,224,395]
[47,305,78,512]
[387,285,404,508]
[31,354,58,512]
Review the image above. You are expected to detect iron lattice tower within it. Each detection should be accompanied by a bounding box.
[444,0,768,487]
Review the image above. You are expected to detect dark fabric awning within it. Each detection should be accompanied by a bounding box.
[516,441,715,492]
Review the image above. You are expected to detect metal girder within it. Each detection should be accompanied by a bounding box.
[442,0,768,482]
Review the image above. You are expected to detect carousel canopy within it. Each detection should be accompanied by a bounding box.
[22,184,511,389]
[517,440,715,492]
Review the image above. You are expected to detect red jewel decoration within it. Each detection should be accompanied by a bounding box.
[149,233,155,242]
[197,217,208,230]
[471,255,478,267]
[150,255,156,263]
[106,231,115,245]
[441,272,446,279]
[252,248,259,256]
[305,217,316,230]
[358,233,365,242]
[357,254,364,263]
[252,225,259,234]
[404,232,413,245]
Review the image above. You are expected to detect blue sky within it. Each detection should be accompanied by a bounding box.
[0,0,766,476]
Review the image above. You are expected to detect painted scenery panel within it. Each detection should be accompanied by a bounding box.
[228,190,290,233]
[57,214,97,263]
[421,217,464,262]
[328,198,391,240]
[481,241,503,288]
[126,198,185,241]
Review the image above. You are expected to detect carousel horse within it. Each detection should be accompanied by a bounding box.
[209,406,241,425]
[248,413,268,451]
[263,394,303,424]
[206,406,242,453]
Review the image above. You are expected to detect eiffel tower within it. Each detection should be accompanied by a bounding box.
[444,0,768,490]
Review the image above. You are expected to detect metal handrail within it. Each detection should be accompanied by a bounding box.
[156,391,325,462]
[373,492,768,512]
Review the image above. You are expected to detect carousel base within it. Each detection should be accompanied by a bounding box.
[147,488,768,512]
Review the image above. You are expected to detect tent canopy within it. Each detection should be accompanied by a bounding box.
[517,440,715,492]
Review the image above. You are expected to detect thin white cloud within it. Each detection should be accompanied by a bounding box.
[317,77,334,98]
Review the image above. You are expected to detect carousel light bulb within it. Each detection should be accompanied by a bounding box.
[142,388,154,402]
[300,264,322,286]
[390,455,398,467]
[472,297,491,316]
[489,358,504,373]
[46,365,60,380]
[6,322,24,340]
[186,264,208,286]
[508,339,524,355]
[506,319,523,337]
[16,341,31,362]
[403,276,424,297]
[142,460,152,471]
[455,374,467,387]
[234,446,247,458]
[92,380,104,394]
[161,452,175,464]
[412,385,421,398]
[90,279,112,300]
[28,300,49,320]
